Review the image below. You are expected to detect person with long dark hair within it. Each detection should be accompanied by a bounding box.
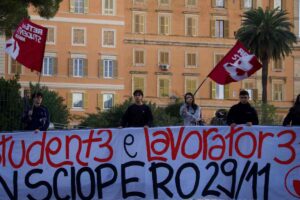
[179,92,201,126]
[283,94,300,126]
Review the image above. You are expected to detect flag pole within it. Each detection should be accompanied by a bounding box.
[193,76,209,96]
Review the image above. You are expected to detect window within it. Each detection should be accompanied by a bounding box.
[159,51,169,64]
[42,56,55,76]
[273,59,283,71]
[102,29,115,47]
[185,15,198,36]
[274,0,282,9]
[72,28,85,45]
[103,59,114,78]
[159,78,170,97]
[211,82,229,99]
[134,0,145,3]
[10,59,22,74]
[244,81,255,100]
[215,20,224,38]
[133,76,145,93]
[215,0,225,7]
[103,94,114,109]
[159,0,170,6]
[186,52,197,67]
[243,0,252,9]
[73,58,84,77]
[74,0,84,13]
[72,93,83,108]
[46,26,55,44]
[186,0,197,7]
[134,49,145,66]
[159,15,171,35]
[185,79,197,93]
[211,19,228,38]
[133,13,145,33]
[272,82,284,101]
[102,0,115,15]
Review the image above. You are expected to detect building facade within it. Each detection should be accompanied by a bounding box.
[2,0,300,124]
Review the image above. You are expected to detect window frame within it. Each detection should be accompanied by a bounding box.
[45,26,56,45]
[102,0,116,16]
[185,15,198,37]
[71,27,86,46]
[103,93,114,109]
[102,28,116,48]
[72,92,84,108]
[133,49,145,66]
[74,0,85,13]
[133,12,146,34]
[158,14,171,35]
[42,55,55,76]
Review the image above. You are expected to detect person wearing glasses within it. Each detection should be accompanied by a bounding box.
[227,90,259,127]
[120,89,153,128]
[180,92,202,126]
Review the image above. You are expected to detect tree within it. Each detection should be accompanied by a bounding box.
[80,98,183,128]
[29,83,70,129]
[0,0,62,35]
[235,7,297,104]
[0,75,23,131]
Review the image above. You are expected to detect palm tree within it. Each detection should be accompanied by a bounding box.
[235,7,297,104]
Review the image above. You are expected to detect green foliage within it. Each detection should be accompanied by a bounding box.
[30,83,69,129]
[254,101,280,125]
[80,98,183,128]
[0,0,62,35]
[0,75,23,131]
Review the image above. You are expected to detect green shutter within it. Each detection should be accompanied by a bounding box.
[83,93,88,109]
[84,0,89,13]
[97,94,103,109]
[224,85,229,99]
[70,0,75,12]
[68,58,73,77]
[211,0,216,7]
[67,93,73,108]
[113,60,118,79]
[53,57,58,75]
[83,59,88,77]
[210,20,215,37]
[224,20,229,38]
[98,59,103,78]
[211,82,216,99]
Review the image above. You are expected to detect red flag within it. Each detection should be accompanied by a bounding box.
[208,41,262,85]
[5,19,48,72]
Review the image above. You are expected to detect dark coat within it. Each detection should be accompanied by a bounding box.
[121,104,153,127]
[22,105,50,131]
[227,102,259,125]
[283,106,300,126]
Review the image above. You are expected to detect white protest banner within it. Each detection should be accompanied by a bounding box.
[0,126,299,199]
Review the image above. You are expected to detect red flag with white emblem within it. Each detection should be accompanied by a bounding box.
[5,19,47,73]
[208,41,262,85]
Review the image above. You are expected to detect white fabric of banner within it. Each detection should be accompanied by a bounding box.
[0,126,299,200]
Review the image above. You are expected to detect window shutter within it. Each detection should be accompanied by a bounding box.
[240,0,244,9]
[165,79,169,96]
[68,58,73,77]
[224,85,229,99]
[210,20,215,37]
[224,20,229,38]
[113,60,118,79]
[253,0,256,8]
[281,0,286,10]
[70,0,75,13]
[17,64,22,74]
[53,57,58,75]
[83,93,88,109]
[211,82,216,99]
[84,0,89,13]
[224,0,228,8]
[113,94,119,106]
[211,0,216,7]
[67,93,73,108]
[97,94,103,109]
[99,59,103,78]
[83,59,88,77]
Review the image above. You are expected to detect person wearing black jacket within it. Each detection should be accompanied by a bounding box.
[283,94,300,126]
[120,89,153,128]
[22,92,50,131]
[227,90,259,127]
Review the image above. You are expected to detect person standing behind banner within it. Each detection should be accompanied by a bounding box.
[120,89,153,128]
[283,94,300,126]
[180,92,202,126]
[227,90,259,127]
[22,92,50,131]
